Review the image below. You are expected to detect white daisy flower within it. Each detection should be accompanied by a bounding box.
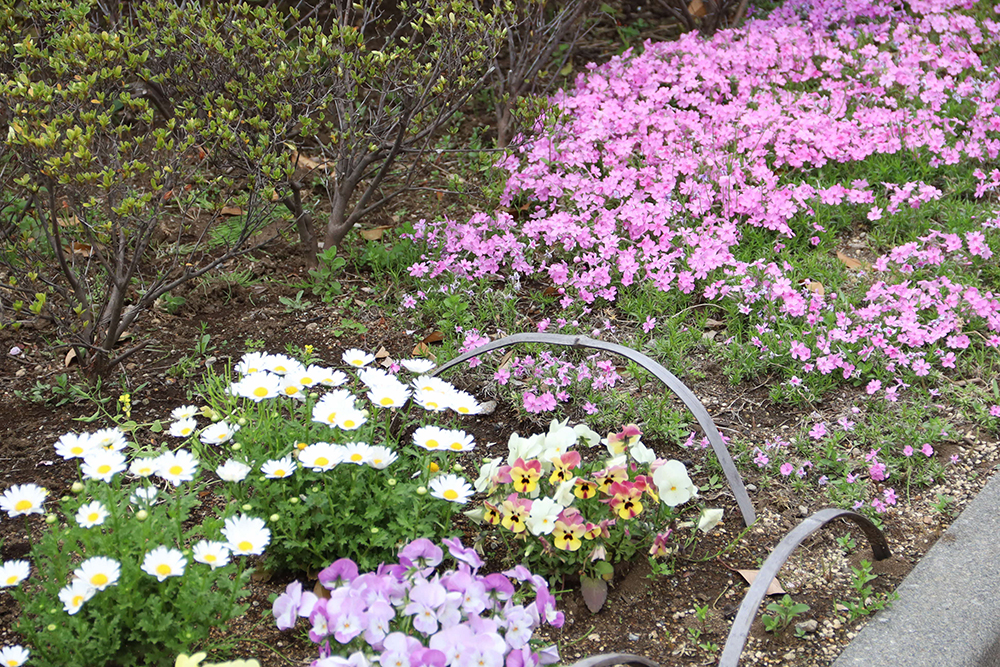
[200,421,239,445]
[0,646,29,667]
[343,348,375,367]
[333,407,368,431]
[448,390,482,415]
[0,560,30,588]
[367,381,411,408]
[413,388,449,412]
[81,449,127,484]
[298,443,342,472]
[155,449,199,486]
[192,540,231,569]
[141,546,187,581]
[74,556,120,591]
[314,367,349,387]
[294,366,321,387]
[54,432,98,460]
[411,375,458,394]
[442,429,475,452]
[261,455,297,479]
[412,425,449,452]
[169,404,199,421]
[129,456,158,478]
[341,442,373,465]
[278,376,307,400]
[232,372,282,402]
[235,351,269,375]
[400,358,436,374]
[216,459,252,482]
[222,514,271,556]
[311,390,356,426]
[429,474,474,504]
[0,484,47,518]
[59,579,95,615]
[91,427,128,451]
[367,446,398,470]
[263,353,303,376]
[129,487,160,507]
[75,501,109,528]
[169,417,198,438]
[357,367,392,387]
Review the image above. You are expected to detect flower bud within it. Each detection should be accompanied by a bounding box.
[309,391,319,399]
[371,527,379,534]
[136,509,148,521]
[428,462,440,473]
[232,443,242,451]
[270,513,280,522]
[453,464,464,472]
[387,478,397,487]
[416,486,427,495]
[45,513,57,525]
[242,503,253,512]
[289,497,299,504]
[238,417,248,426]
[47,624,57,631]
[71,481,85,494]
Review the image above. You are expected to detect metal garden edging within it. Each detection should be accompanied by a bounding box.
[430,333,756,527]
[562,654,661,667]
[718,508,891,666]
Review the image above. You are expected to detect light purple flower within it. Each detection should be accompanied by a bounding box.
[273,581,318,630]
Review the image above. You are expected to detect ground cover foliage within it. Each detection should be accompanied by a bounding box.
[1,0,1000,665]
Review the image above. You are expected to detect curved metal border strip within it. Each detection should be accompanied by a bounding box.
[562,653,662,667]
[718,508,891,666]
[430,332,756,527]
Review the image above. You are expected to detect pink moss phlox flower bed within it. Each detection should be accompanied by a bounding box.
[406,0,1000,396]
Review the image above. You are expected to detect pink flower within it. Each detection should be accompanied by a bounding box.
[809,422,827,440]
[990,405,1000,417]
[869,462,887,482]
[867,206,883,221]
[902,445,913,457]
[921,443,934,457]
[866,379,882,395]
[642,316,656,333]
[779,463,794,476]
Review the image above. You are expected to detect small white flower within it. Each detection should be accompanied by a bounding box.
[311,390,355,426]
[367,446,397,470]
[129,487,160,507]
[442,429,475,452]
[200,421,239,445]
[447,390,482,415]
[54,432,97,460]
[343,348,375,367]
[629,441,656,465]
[216,459,252,482]
[169,417,198,438]
[74,556,120,591]
[142,546,187,581]
[410,375,458,394]
[91,427,128,451]
[413,425,449,451]
[341,442,373,465]
[76,501,109,528]
[357,367,393,387]
[129,456,158,478]
[526,497,564,536]
[367,381,411,408]
[651,460,697,507]
[59,579,95,615]
[222,514,271,556]
[192,540,231,569]
[169,404,199,421]
[231,372,282,402]
[298,443,342,472]
[0,560,30,588]
[235,351,269,375]
[0,646,28,667]
[429,474,474,504]
[155,449,199,486]
[81,449,127,484]
[474,457,503,493]
[314,367,348,387]
[333,407,368,430]
[697,508,724,533]
[0,484,48,518]
[261,455,297,479]
[400,358,436,374]
[413,388,450,412]
[263,353,303,376]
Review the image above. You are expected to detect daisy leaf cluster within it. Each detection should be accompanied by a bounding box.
[473,420,723,584]
[273,538,562,667]
[183,348,486,574]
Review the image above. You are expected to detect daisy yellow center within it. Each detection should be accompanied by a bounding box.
[14,500,32,511]
[274,365,287,373]
[450,443,462,450]
[444,489,459,500]
[350,454,363,462]
[427,401,439,409]
[205,554,217,562]
[302,376,313,384]
[253,387,269,397]
[274,469,286,476]
[380,397,394,406]
[98,464,111,474]
[156,564,172,576]
[72,594,85,606]
[344,419,356,428]
[181,427,192,435]
[5,575,16,585]
[238,540,253,552]
[71,446,84,455]
[297,442,307,450]
[458,407,470,414]
[350,359,363,366]
[247,366,259,373]
[327,412,337,423]
[315,457,329,466]
[373,458,383,465]
[91,573,109,586]
[169,465,183,475]
[426,439,439,449]
[286,387,299,395]
[88,512,99,522]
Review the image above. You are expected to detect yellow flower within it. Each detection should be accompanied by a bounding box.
[175,653,207,667]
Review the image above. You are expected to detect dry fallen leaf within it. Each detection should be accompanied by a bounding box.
[411,342,438,360]
[374,346,390,359]
[420,331,445,345]
[736,569,786,596]
[219,206,244,216]
[688,0,708,16]
[64,348,77,367]
[69,242,93,257]
[359,226,390,241]
[805,280,825,295]
[314,579,332,600]
[836,251,868,271]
